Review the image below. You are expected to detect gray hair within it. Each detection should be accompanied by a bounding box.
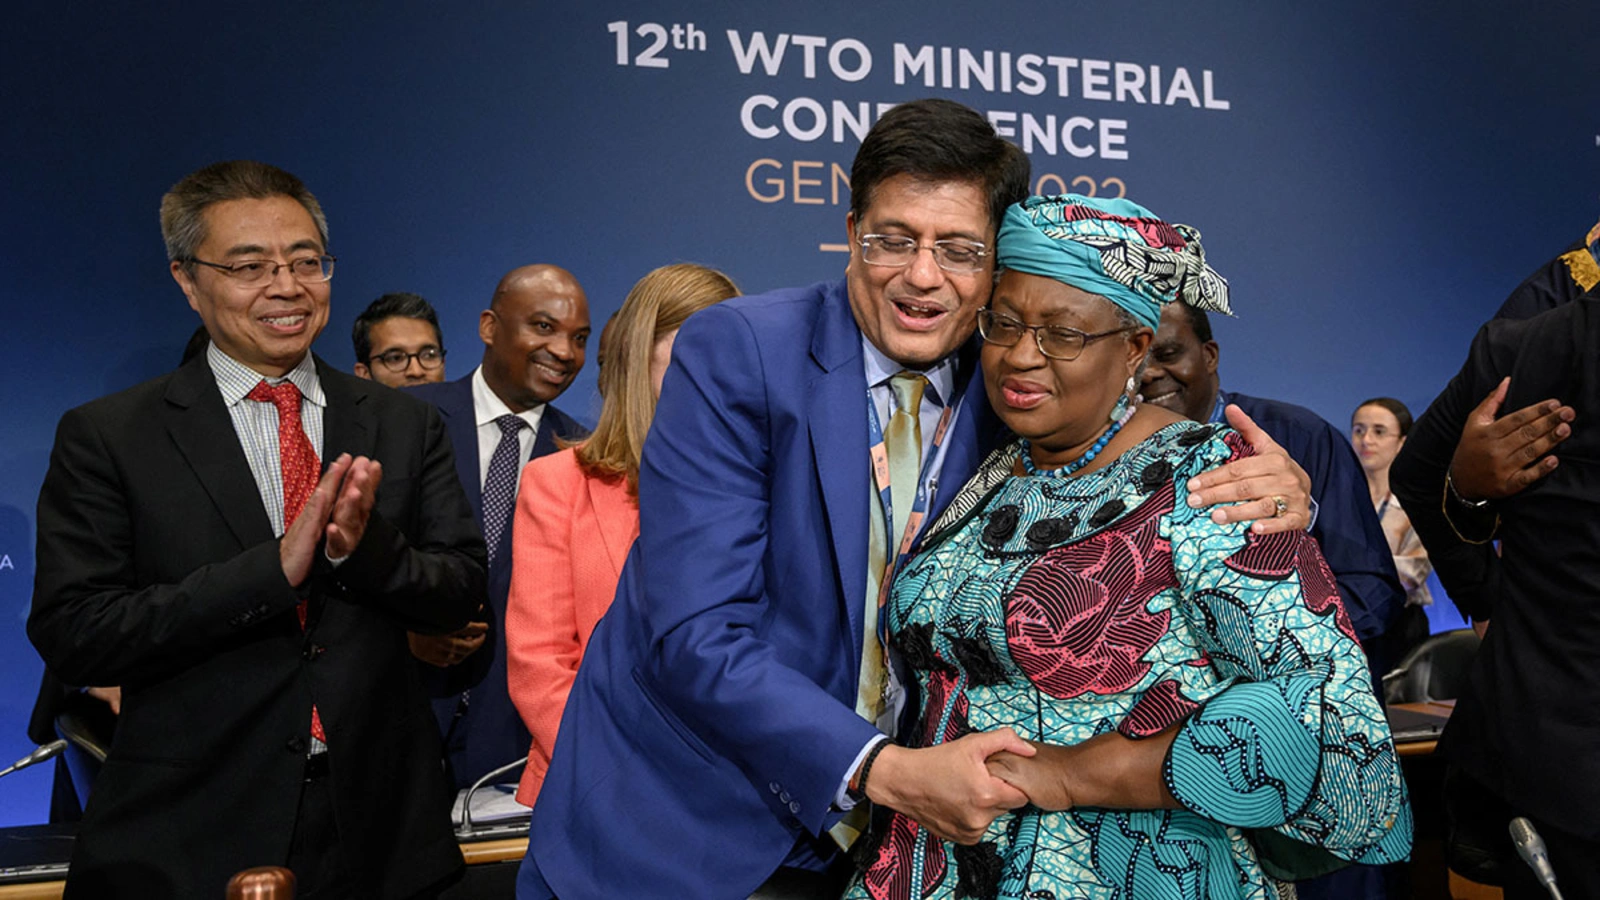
[160,161,329,265]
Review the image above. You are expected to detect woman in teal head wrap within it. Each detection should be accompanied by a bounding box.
[843,194,1410,900]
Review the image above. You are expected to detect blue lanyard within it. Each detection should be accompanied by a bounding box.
[866,385,955,607]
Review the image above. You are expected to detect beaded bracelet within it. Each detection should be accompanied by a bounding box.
[848,739,892,803]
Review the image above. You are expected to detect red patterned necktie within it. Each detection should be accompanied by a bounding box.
[246,379,326,743]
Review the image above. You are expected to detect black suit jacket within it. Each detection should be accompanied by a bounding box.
[1391,296,1600,839]
[407,372,588,788]
[28,354,487,899]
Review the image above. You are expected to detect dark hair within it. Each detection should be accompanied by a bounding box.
[1174,302,1213,343]
[851,98,1031,235]
[351,292,443,362]
[1355,397,1414,436]
[160,161,329,266]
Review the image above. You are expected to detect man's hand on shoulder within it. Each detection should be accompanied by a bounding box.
[1184,405,1312,535]
[281,453,353,586]
[864,729,1035,845]
[1450,377,1572,501]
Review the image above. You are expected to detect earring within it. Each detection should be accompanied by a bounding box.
[1109,376,1137,424]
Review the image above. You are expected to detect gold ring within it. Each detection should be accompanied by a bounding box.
[1271,496,1289,518]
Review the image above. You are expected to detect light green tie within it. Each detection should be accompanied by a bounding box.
[859,371,926,726]
[836,372,926,849]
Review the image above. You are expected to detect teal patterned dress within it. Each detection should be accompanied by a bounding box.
[845,422,1411,900]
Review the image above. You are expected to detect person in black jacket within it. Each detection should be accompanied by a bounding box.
[1391,287,1599,898]
[28,160,485,899]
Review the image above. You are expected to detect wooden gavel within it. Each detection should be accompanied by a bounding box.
[225,866,296,898]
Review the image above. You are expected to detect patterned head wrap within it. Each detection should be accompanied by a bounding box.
[996,194,1232,329]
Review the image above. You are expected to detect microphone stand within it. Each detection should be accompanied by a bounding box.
[456,758,528,838]
[0,740,68,779]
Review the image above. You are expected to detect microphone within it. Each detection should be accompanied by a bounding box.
[1509,817,1564,900]
[0,739,68,779]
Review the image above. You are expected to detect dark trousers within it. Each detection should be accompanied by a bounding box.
[1446,766,1600,899]
[287,760,355,900]
[287,763,453,900]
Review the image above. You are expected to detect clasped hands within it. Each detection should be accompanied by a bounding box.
[865,728,1177,846]
[280,453,383,587]
[409,623,489,667]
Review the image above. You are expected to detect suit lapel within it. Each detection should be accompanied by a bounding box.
[588,475,636,581]
[317,359,375,463]
[163,357,275,550]
[530,411,564,461]
[435,376,484,526]
[807,282,871,674]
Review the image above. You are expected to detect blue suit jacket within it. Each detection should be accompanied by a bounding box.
[524,281,1002,897]
[409,372,588,788]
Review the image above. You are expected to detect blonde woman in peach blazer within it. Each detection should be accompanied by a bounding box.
[505,264,738,806]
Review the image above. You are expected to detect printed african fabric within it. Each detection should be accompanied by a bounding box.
[844,422,1411,900]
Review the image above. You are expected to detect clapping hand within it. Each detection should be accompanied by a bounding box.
[279,453,384,585]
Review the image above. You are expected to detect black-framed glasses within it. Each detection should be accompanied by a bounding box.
[370,347,445,373]
[977,309,1135,361]
[858,233,990,273]
[187,254,336,286]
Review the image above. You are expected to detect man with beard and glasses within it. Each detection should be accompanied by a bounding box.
[409,264,591,791]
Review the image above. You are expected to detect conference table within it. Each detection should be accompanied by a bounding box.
[1,703,1458,899]
[1391,698,1455,757]
[0,826,531,899]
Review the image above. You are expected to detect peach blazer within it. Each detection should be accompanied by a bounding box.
[505,447,638,807]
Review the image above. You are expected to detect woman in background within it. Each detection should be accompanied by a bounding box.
[1352,397,1434,653]
[505,263,738,806]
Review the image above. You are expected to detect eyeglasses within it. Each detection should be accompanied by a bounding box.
[370,347,445,373]
[977,309,1135,361]
[858,234,990,274]
[187,254,336,286]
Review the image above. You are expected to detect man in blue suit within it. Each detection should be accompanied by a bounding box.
[522,100,1314,899]
[409,264,590,790]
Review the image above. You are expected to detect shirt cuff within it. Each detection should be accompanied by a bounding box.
[834,734,889,811]
[1305,496,1319,533]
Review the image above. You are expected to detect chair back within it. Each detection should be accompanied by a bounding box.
[1383,627,1481,704]
[54,692,117,807]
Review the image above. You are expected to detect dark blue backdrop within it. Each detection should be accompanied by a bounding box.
[1,2,1594,824]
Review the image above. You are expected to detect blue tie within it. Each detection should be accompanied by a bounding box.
[482,414,528,568]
